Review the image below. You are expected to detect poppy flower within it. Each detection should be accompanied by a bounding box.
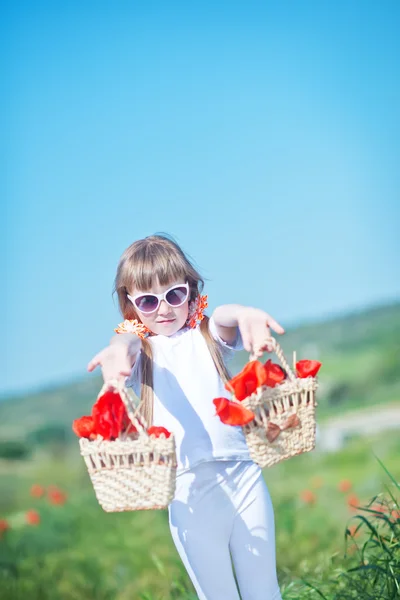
[347,494,361,511]
[72,415,97,439]
[47,486,67,506]
[26,509,40,525]
[92,390,130,441]
[300,490,316,505]
[296,360,322,378]
[264,359,286,387]
[390,509,400,522]
[370,503,386,514]
[147,426,171,439]
[226,361,267,401]
[347,524,360,538]
[30,484,45,498]
[338,479,352,492]
[213,397,255,426]
[0,519,9,536]
[124,422,138,435]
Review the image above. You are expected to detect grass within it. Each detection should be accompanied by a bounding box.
[0,428,399,599]
[1,301,399,597]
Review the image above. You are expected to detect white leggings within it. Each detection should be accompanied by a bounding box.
[168,460,282,600]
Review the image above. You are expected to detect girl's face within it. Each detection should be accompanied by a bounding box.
[129,279,190,337]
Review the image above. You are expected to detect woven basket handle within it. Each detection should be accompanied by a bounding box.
[97,379,149,433]
[250,337,297,382]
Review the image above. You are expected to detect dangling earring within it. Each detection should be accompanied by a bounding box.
[114,319,151,339]
[186,294,208,329]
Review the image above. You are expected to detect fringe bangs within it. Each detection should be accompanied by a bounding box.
[118,236,202,295]
[131,243,189,291]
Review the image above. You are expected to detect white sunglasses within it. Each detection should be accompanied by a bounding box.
[127,282,190,314]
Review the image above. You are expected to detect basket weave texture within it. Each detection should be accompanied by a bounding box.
[79,381,177,512]
[236,339,318,468]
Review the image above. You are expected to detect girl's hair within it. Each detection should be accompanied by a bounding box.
[113,234,230,426]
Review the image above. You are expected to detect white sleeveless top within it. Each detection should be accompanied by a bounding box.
[126,317,252,475]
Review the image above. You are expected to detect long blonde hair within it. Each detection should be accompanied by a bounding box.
[113,234,230,426]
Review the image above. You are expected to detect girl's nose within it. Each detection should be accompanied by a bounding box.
[158,299,172,316]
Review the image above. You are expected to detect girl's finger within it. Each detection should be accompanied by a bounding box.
[263,326,274,352]
[250,326,272,357]
[266,315,285,335]
[250,340,262,358]
[239,322,252,353]
[87,355,101,372]
[252,347,263,359]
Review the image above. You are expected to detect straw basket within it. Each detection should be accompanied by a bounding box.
[79,380,177,512]
[238,339,318,468]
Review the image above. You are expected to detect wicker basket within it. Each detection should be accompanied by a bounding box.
[237,339,318,468]
[79,380,177,512]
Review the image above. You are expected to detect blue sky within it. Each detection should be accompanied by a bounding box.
[2,1,399,396]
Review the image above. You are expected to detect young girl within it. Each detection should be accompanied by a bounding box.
[88,234,284,600]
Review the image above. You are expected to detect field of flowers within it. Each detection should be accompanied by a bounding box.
[1,304,399,598]
[0,426,399,600]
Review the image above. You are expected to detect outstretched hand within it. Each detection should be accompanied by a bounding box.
[237,307,285,358]
[87,343,134,384]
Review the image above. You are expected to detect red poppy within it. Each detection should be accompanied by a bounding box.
[347,494,360,511]
[226,361,267,401]
[296,360,322,378]
[0,519,9,536]
[47,486,67,506]
[30,484,45,498]
[347,524,360,538]
[391,509,400,522]
[92,390,130,441]
[264,359,286,387]
[72,415,97,439]
[338,479,352,492]
[26,509,40,525]
[213,397,255,426]
[370,503,386,514]
[300,489,316,505]
[147,426,171,439]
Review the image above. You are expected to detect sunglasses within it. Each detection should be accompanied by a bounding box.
[127,282,190,314]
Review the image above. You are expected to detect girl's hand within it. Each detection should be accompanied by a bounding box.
[87,335,141,383]
[237,307,284,358]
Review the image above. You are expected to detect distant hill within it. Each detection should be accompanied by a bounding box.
[1,301,399,443]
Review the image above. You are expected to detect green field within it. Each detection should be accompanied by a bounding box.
[0,430,398,599]
[1,301,399,599]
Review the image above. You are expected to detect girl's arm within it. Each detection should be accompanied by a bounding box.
[212,304,285,358]
[87,334,142,383]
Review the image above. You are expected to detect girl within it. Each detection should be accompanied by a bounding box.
[88,234,284,600]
